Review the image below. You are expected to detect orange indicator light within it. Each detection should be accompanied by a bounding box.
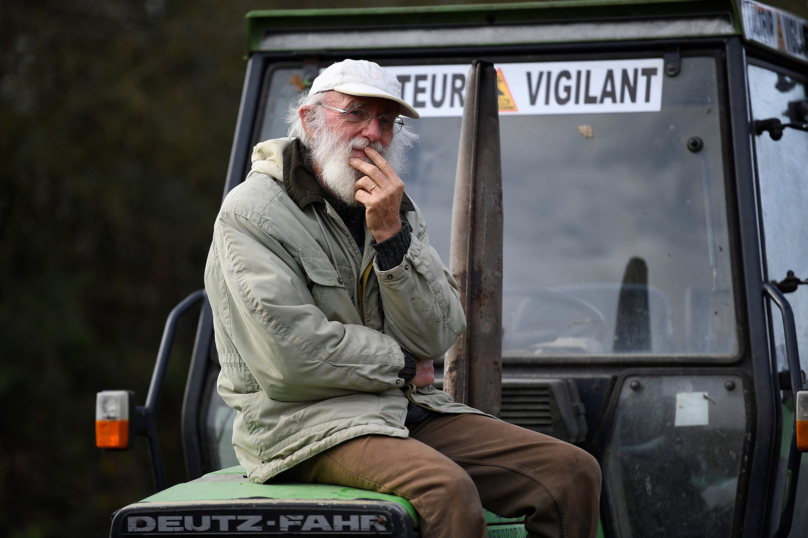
[797,391,808,453]
[96,420,129,449]
[96,391,132,450]
[797,421,808,452]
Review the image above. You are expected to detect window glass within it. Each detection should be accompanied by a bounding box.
[749,64,808,374]
[205,381,239,470]
[748,63,808,538]
[258,57,737,358]
[257,67,307,141]
[601,375,747,538]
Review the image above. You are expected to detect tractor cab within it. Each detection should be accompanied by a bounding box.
[98,1,808,537]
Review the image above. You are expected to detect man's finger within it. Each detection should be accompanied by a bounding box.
[412,358,435,388]
[354,189,373,206]
[354,176,378,194]
[364,147,397,176]
[363,148,403,193]
[349,158,388,186]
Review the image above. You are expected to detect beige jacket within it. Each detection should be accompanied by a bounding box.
[204,138,481,483]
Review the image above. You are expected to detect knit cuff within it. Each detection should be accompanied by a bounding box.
[405,403,431,426]
[398,348,417,382]
[372,222,411,271]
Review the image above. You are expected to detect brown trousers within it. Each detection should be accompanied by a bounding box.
[278,413,602,538]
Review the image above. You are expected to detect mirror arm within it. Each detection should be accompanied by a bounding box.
[770,270,808,294]
[754,118,808,141]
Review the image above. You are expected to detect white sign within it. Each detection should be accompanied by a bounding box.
[385,64,469,117]
[742,0,808,63]
[384,59,665,118]
[675,392,710,427]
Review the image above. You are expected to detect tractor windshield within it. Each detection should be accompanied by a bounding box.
[257,54,737,360]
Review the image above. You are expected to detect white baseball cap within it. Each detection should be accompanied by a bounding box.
[309,59,420,119]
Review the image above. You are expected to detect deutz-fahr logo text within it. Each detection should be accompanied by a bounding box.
[124,512,391,534]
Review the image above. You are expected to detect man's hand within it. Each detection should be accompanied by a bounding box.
[351,147,404,242]
[411,358,435,388]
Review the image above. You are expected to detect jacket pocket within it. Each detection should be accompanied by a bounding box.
[299,249,345,288]
[299,248,358,314]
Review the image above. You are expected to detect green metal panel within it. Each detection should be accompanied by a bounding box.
[483,516,604,537]
[246,0,741,52]
[135,466,552,531]
[486,522,528,537]
[139,466,419,524]
[485,511,526,525]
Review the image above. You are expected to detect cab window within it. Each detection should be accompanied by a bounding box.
[256,55,738,360]
[748,61,808,537]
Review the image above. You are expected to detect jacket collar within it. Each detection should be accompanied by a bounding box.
[282,138,415,213]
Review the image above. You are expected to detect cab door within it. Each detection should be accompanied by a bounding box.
[748,58,808,538]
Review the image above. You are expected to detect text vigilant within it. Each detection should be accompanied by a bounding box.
[384,59,664,117]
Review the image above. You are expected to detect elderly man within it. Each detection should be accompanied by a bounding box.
[204,59,600,538]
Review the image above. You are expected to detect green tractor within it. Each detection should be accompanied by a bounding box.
[97,1,808,536]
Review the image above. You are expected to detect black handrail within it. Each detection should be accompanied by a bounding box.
[135,289,206,492]
[181,299,214,480]
[763,283,804,538]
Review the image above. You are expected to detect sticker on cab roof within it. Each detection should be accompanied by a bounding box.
[384,59,664,118]
[742,0,808,63]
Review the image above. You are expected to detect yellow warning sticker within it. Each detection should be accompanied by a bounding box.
[496,68,518,112]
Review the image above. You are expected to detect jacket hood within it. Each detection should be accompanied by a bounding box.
[247,137,291,181]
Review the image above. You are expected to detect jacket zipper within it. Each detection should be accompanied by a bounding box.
[405,383,441,412]
[357,261,374,325]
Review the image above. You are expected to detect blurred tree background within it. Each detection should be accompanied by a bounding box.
[0,0,525,535]
[5,0,808,536]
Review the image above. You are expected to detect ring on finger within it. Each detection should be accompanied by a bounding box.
[368,184,377,193]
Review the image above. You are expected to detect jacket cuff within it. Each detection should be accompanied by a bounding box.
[405,403,431,425]
[372,222,412,271]
[398,348,417,382]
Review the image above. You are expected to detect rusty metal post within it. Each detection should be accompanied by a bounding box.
[444,61,503,417]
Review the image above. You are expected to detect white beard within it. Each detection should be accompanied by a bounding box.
[308,125,413,206]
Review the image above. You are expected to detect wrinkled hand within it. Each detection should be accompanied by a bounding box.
[411,358,435,388]
[351,147,404,242]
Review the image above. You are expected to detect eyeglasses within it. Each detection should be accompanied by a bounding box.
[320,104,405,134]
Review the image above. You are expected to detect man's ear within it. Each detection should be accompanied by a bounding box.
[299,106,316,139]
